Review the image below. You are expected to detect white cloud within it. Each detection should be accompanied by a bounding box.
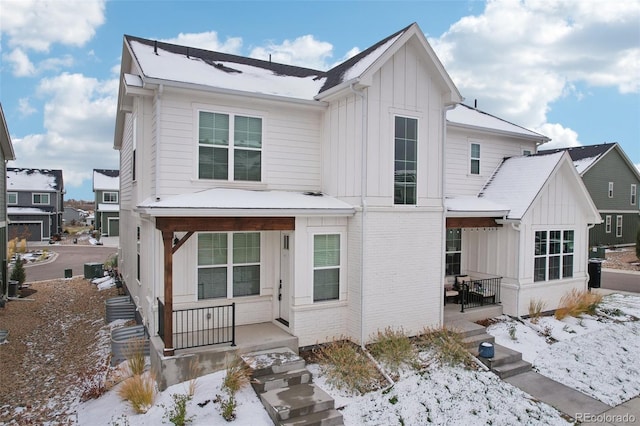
[0,0,106,52]
[430,0,640,141]
[18,98,36,116]
[161,31,243,54]
[536,123,581,151]
[249,35,334,70]
[4,48,36,77]
[10,73,118,191]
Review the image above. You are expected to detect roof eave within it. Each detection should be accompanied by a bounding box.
[447,121,550,144]
[134,206,356,217]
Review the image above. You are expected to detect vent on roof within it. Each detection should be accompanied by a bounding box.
[202,59,242,73]
[304,191,323,197]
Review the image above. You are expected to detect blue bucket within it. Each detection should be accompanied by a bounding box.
[478,342,494,358]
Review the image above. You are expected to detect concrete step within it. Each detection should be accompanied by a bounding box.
[492,360,532,379]
[280,408,344,426]
[448,320,487,339]
[462,332,495,350]
[260,383,335,424]
[251,368,312,393]
[473,343,523,368]
[241,347,306,378]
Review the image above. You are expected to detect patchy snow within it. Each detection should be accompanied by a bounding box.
[7,168,60,191]
[445,196,510,215]
[342,34,402,82]
[96,203,119,212]
[573,156,600,175]
[130,41,326,100]
[447,104,549,141]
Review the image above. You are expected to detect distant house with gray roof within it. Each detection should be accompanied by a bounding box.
[1,104,16,298]
[7,168,64,242]
[93,169,120,236]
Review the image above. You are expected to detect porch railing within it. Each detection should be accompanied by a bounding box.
[158,298,236,350]
[458,276,502,312]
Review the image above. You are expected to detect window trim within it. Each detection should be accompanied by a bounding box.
[103,191,119,203]
[534,229,574,282]
[608,182,614,198]
[311,229,345,303]
[470,141,481,175]
[197,231,262,300]
[7,192,17,205]
[32,193,50,205]
[605,215,612,233]
[393,115,418,206]
[197,108,264,183]
[631,184,637,206]
[616,215,623,238]
[445,228,462,276]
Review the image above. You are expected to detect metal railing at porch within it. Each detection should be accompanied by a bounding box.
[458,276,502,312]
[158,299,236,350]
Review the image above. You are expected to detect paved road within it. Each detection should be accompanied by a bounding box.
[601,269,640,294]
[24,244,118,282]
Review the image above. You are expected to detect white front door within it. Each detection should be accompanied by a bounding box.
[278,232,292,325]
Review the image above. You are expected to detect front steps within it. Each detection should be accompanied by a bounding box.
[242,347,343,426]
[452,320,532,379]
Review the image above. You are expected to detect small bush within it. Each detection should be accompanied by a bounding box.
[163,393,193,426]
[217,393,237,422]
[313,339,379,394]
[10,255,26,285]
[117,373,156,414]
[124,337,147,377]
[528,299,546,324]
[367,327,419,375]
[555,289,603,320]
[508,323,517,341]
[416,327,474,368]
[221,355,250,394]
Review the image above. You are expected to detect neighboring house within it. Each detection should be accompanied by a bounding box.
[63,206,88,225]
[539,143,640,248]
[93,169,120,236]
[6,168,64,242]
[0,104,16,299]
[113,23,600,386]
[444,104,600,317]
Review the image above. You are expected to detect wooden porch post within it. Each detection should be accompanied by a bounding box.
[162,231,174,356]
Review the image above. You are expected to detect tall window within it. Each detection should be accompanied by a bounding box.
[616,216,623,238]
[103,192,118,203]
[631,184,637,205]
[394,116,417,205]
[470,143,481,175]
[534,230,574,282]
[136,226,141,282]
[605,215,612,233]
[132,116,137,181]
[445,229,462,276]
[198,232,260,299]
[33,193,49,205]
[313,234,340,302]
[198,111,262,182]
[608,182,614,198]
[7,192,17,205]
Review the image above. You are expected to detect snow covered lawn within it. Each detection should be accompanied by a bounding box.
[75,292,640,425]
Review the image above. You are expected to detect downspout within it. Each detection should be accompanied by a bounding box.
[349,83,367,349]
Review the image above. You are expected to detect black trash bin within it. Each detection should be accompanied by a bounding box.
[588,259,603,289]
[8,280,19,297]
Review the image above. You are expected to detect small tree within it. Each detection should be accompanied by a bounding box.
[10,255,26,285]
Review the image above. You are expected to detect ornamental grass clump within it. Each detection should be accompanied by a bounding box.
[117,373,156,414]
[416,326,474,368]
[528,299,547,324]
[216,355,251,422]
[313,338,379,394]
[367,327,420,375]
[555,289,603,320]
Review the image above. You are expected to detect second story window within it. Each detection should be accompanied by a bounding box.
[198,111,262,182]
[7,192,17,205]
[608,182,614,198]
[394,116,417,205]
[33,193,50,205]
[103,192,118,203]
[470,143,481,175]
[631,184,637,205]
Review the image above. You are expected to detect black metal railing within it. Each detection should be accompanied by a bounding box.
[458,276,502,312]
[157,298,235,350]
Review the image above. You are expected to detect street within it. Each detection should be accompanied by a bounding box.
[601,269,640,293]
[23,244,118,282]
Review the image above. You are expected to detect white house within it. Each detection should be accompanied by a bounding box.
[113,23,599,386]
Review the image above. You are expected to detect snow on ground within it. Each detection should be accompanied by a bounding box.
[74,292,640,425]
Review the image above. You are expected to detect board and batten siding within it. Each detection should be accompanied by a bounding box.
[323,42,444,207]
[445,128,539,197]
[151,89,323,198]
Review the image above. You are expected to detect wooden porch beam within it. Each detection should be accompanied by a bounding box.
[446,217,503,228]
[162,230,174,356]
[172,231,194,255]
[156,216,295,233]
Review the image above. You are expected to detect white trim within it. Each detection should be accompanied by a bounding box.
[605,215,612,233]
[32,193,50,205]
[616,215,623,238]
[631,184,637,206]
[608,182,614,198]
[7,192,17,205]
[469,140,481,176]
[308,226,346,304]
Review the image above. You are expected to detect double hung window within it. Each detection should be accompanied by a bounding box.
[33,193,49,205]
[313,234,341,302]
[198,111,262,182]
[445,229,462,276]
[470,143,481,175]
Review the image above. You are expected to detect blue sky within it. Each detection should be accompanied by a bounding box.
[1,0,638,200]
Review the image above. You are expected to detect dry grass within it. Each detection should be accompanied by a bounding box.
[367,327,419,375]
[313,338,380,394]
[117,373,156,414]
[124,337,147,377]
[528,299,547,324]
[221,355,251,394]
[555,289,604,320]
[416,326,475,368]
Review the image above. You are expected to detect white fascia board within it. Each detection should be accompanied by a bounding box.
[446,210,509,218]
[447,122,550,143]
[135,207,355,217]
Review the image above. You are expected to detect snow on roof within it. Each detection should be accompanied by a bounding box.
[479,152,565,220]
[93,169,119,191]
[7,168,62,191]
[8,207,50,215]
[341,33,402,82]
[445,196,510,217]
[137,188,355,217]
[97,203,120,212]
[573,156,600,174]
[447,104,549,141]
[129,40,327,100]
